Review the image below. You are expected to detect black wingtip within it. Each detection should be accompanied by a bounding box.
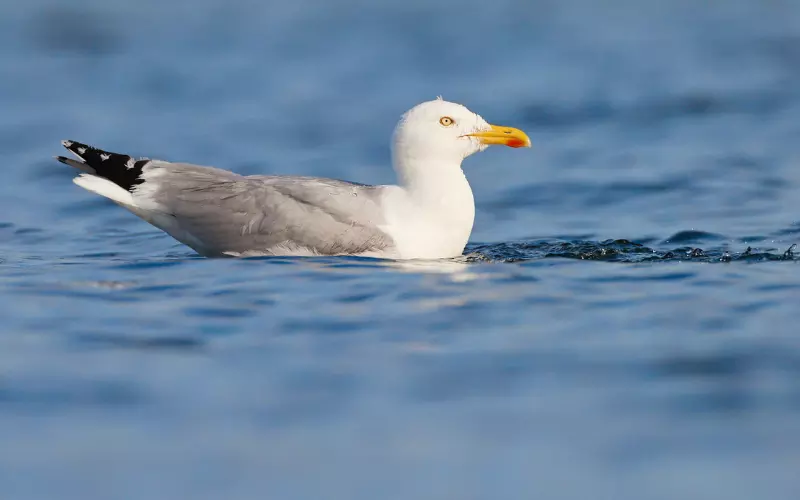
[61,139,83,152]
[61,139,93,158]
[57,140,145,191]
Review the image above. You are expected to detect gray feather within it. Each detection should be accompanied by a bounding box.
[55,156,96,174]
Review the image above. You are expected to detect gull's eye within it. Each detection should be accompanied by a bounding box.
[439,116,454,127]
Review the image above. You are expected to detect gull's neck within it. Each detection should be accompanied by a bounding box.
[394,151,473,207]
[386,152,476,259]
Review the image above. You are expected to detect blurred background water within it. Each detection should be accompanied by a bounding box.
[1,0,800,498]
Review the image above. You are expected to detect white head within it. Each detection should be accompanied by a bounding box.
[391,97,531,185]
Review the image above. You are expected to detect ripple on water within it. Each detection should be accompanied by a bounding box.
[73,333,205,351]
[466,231,798,264]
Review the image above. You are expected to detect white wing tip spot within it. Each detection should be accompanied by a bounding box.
[100,153,110,161]
[77,147,87,155]
[125,158,135,169]
[61,140,73,147]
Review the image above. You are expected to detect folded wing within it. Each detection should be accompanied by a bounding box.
[137,165,394,257]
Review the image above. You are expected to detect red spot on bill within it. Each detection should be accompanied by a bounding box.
[506,138,526,148]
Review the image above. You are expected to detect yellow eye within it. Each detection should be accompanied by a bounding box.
[439,116,454,127]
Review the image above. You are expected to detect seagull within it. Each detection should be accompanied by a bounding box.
[56,98,530,260]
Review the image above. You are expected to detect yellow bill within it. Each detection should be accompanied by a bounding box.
[464,124,531,148]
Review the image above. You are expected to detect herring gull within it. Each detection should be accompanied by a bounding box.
[55,98,530,260]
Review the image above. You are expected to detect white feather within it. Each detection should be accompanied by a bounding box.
[73,174,210,253]
[73,174,134,206]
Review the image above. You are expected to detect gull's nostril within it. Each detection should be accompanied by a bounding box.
[504,129,512,134]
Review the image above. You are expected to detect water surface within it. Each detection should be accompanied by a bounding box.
[1,1,799,499]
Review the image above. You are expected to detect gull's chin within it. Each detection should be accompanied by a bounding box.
[459,135,488,157]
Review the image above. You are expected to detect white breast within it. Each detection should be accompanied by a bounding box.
[379,176,475,260]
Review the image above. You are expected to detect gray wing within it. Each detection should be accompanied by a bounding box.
[137,162,394,256]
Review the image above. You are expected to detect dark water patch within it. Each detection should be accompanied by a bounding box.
[281,318,370,335]
[632,91,785,122]
[0,223,18,244]
[491,272,541,285]
[587,178,694,206]
[113,232,173,244]
[487,181,583,210]
[521,90,787,130]
[205,288,275,304]
[69,252,122,259]
[663,386,753,415]
[328,257,390,270]
[468,239,657,263]
[14,227,45,235]
[466,237,799,264]
[550,233,598,241]
[654,353,747,379]
[193,323,245,337]
[68,197,118,215]
[136,67,194,104]
[238,255,386,272]
[0,379,145,412]
[492,177,697,212]
[255,370,358,428]
[132,283,194,294]
[112,259,189,271]
[732,300,774,315]
[759,34,800,69]
[237,256,299,266]
[74,333,204,351]
[757,176,787,190]
[337,293,374,303]
[585,270,697,284]
[406,351,538,403]
[774,222,800,236]
[85,227,130,237]
[737,235,769,244]
[521,99,615,128]
[639,349,800,415]
[464,242,539,262]
[183,306,257,319]
[163,250,203,260]
[751,282,800,292]
[27,6,124,55]
[663,230,726,245]
[714,154,763,171]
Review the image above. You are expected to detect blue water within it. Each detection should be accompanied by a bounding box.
[2,0,800,498]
